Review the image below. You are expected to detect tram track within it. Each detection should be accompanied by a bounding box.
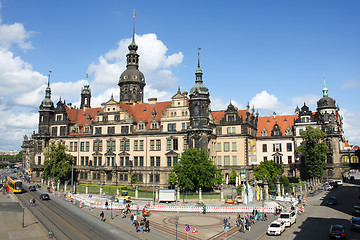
[17,191,107,240]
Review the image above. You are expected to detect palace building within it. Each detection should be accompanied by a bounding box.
[21,22,358,188]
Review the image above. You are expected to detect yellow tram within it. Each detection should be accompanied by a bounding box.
[6,176,22,193]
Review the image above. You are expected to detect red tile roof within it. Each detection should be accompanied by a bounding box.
[66,107,101,126]
[257,115,297,137]
[211,110,248,123]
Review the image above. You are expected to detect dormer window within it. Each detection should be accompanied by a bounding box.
[103,116,108,122]
[261,127,268,136]
[272,124,281,136]
[285,126,292,136]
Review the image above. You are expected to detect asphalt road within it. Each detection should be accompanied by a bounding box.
[259,181,360,240]
[18,183,140,240]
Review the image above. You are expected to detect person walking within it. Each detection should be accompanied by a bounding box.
[202,204,206,214]
[105,201,109,210]
[140,219,144,232]
[134,214,138,226]
[100,211,104,221]
[130,214,134,225]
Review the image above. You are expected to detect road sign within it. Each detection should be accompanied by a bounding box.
[192,226,198,233]
[185,224,190,232]
[89,194,92,198]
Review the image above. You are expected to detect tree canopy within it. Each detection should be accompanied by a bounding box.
[42,141,73,183]
[253,160,284,181]
[172,148,222,191]
[296,125,328,179]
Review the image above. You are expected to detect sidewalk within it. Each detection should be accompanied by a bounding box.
[0,192,48,240]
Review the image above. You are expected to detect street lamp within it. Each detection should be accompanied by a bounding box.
[174,216,179,240]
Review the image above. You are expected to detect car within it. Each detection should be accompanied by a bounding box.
[40,194,50,200]
[29,185,36,191]
[327,196,337,205]
[323,184,333,191]
[350,217,360,231]
[329,225,346,239]
[353,206,360,216]
[278,210,297,227]
[333,180,343,186]
[267,220,286,236]
[329,181,338,188]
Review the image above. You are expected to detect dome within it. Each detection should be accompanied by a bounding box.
[119,68,145,84]
[317,96,336,109]
[190,81,209,95]
[40,98,54,109]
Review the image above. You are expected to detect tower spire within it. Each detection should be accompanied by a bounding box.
[195,48,203,83]
[197,47,201,68]
[322,74,328,97]
[48,70,52,87]
[132,10,136,45]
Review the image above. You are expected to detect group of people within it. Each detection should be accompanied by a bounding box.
[29,198,36,207]
[130,214,150,232]
[236,210,268,233]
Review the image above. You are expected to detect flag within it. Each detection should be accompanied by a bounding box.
[247,181,254,203]
[243,183,248,204]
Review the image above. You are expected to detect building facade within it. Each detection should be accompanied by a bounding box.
[22,25,358,187]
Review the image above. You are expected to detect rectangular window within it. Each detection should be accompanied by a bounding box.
[81,156,84,166]
[74,142,78,152]
[224,142,230,152]
[134,157,138,167]
[150,140,155,151]
[216,143,222,152]
[288,156,292,164]
[184,138,189,150]
[121,126,129,134]
[98,141,102,151]
[156,140,161,151]
[139,140,144,151]
[95,127,102,135]
[93,141,98,152]
[85,157,89,166]
[167,139,171,150]
[150,157,155,167]
[168,123,176,131]
[125,157,130,166]
[70,142,73,152]
[182,123,186,130]
[232,156,237,165]
[120,157,124,166]
[262,144,267,152]
[73,157,77,165]
[173,139,178,150]
[173,156,178,165]
[80,142,85,152]
[167,157,172,167]
[155,174,160,182]
[85,142,89,152]
[93,157,97,166]
[156,157,161,166]
[224,156,230,166]
[217,156,222,166]
[287,143,292,152]
[37,156,41,165]
[264,156,267,161]
[232,142,237,152]
[273,143,282,152]
[134,140,138,151]
[139,156,144,166]
[107,126,115,134]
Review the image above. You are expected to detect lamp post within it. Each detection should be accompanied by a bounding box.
[174,216,179,240]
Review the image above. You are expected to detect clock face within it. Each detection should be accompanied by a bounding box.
[123,75,128,80]
[133,75,138,79]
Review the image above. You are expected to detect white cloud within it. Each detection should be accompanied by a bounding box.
[341,80,360,89]
[88,33,184,97]
[210,96,243,111]
[249,90,284,110]
[340,109,360,146]
[0,21,34,50]
[291,94,320,108]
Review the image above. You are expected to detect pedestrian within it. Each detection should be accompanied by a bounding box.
[105,201,109,210]
[136,204,139,215]
[32,198,36,206]
[140,219,144,232]
[228,217,231,228]
[100,211,104,221]
[134,214,138,225]
[203,204,206,214]
[130,214,134,225]
[142,207,146,217]
[29,199,33,207]
[135,220,139,232]
[145,219,150,232]
[264,213,267,221]
[223,217,228,228]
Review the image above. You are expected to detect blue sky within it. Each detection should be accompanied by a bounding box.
[0,0,359,150]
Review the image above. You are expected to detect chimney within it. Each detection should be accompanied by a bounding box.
[273,112,276,119]
[148,98,157,105]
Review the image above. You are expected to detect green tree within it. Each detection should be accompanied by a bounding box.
[42,141,73,183]
[167,172,178,187]
[229,169,237,185]
[131,173,137,184]
[173,148,222,191]
[253,160,284,181]
[296,126,328,179]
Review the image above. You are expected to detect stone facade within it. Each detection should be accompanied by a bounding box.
[22,26,358,188]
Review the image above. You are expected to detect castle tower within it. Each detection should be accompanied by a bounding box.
[38,71,55,136]
[118,12,145,104]
[80,73,91,109]
[188,49,212,150]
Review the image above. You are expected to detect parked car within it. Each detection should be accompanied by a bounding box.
[267,220,286,236]
[329,181,338,188]
[333,180,343,186]
[350,217,360,231]
[353,206,360,216]
[327,196,337,205]
[40,194,50,200]
[29,185,36,191]
[323,184,333,191]
[329,225,346,239]
[277,210,296,227]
